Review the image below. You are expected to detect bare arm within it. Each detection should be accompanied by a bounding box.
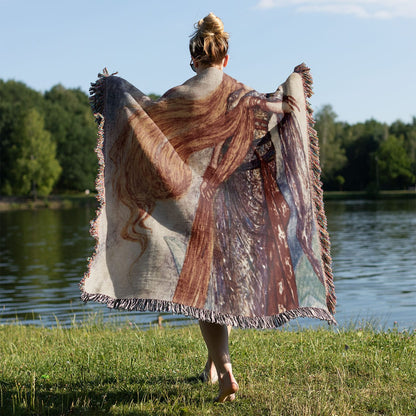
[257,95,299,114]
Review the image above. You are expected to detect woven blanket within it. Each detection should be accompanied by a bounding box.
[80,63,336,328]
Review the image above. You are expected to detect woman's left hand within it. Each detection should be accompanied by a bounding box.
[282,95,299,113]
[252,95,299,114]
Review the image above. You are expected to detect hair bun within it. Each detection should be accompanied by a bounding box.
[197,12,228,38]
[189,13,229,65]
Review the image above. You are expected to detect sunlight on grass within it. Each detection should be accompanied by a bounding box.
[0,317,415,415]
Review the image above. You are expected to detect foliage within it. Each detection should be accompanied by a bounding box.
[376,135,415,189]
[0,322,415,415]
[314,105,347,184]
[11,108,62,197]
[0,80,45,195]
[148,93,161,101]
[44,85,98,192]
[314,105,416,191]
[0,81,97,196]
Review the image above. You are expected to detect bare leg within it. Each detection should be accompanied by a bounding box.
[201,326,232,384]
[200,354,218,383]
[199,321,239,402]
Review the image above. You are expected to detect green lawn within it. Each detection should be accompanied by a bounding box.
[1,321,415,415]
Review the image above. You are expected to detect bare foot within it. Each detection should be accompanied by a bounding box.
[200,357,218,384]
[215,372,239,403]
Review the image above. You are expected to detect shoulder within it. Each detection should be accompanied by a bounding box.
[161,67,227,101]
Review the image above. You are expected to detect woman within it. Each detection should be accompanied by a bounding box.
[82,12,336,403]
[186,13,300,402]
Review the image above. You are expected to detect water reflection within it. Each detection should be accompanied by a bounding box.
[0,199,415,329]
[325,199,416,329]
[2,208,91,320]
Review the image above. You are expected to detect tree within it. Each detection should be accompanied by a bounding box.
[0,80,45,194]
[11,109,61,197]
[44,85,97,191]
[376,135,415,189]
[389,118,416,181]
[314,105,347,189]
[0,102,20,194]
[341,119,388,191]
[148,93,161,101]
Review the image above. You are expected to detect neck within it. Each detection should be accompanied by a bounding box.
[196,63,223,75]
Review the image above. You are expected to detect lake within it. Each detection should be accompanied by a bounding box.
[0,198,415,330]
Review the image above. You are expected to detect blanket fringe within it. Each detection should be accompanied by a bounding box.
[80,291,337,329]
[79,69,111,292]
[294,63,336,314]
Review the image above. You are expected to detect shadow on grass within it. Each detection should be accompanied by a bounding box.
[1,374,209,416]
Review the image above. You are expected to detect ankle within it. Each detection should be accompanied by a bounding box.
[217,364,234,379]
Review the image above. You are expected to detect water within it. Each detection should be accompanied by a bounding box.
[0,199,415,330]
[325,198,416,330]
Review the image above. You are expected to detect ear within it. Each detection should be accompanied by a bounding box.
[223,55,229,68]
[191,57,199,69]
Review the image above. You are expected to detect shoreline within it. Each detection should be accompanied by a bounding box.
[0,193,98,211]
[0,190,415,211]
[323,190,416,200]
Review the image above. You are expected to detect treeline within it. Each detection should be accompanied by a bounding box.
[0,80,415,197]
[0,80,98,197]
[315,105,415,191]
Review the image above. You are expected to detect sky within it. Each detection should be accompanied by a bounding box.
[1,0,415,125]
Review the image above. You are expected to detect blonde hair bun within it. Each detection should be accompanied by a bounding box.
[197,12,229,39]
[189,13,229,65]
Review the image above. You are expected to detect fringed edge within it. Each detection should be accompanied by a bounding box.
[88,68,118,116]
[294,63,336,315]
[80,69,115,293]
[80,291,337,329]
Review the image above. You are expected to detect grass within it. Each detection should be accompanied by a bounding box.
[0,320,415,415]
